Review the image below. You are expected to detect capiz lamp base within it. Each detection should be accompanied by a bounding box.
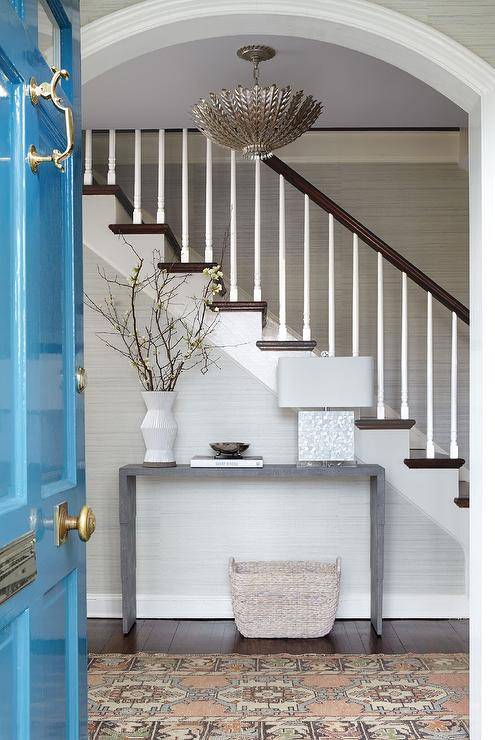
[298,410,356,464]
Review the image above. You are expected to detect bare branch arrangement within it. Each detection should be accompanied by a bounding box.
[85,244,223,391]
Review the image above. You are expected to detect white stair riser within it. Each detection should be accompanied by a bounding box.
[356,428,468,552]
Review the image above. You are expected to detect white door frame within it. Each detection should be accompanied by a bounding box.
[82,2,495,735]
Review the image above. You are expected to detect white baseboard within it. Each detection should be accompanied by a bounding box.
[87,592,469,620]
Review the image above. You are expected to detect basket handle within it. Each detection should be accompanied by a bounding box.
[229,557,236,574]
[336,556,342,575]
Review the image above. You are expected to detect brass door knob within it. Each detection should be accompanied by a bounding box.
[54,502,96,546]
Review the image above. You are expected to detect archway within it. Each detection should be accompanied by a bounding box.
[81,0,495,109]
[81,3,495,736]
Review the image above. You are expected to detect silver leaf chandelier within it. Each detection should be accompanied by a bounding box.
[191,44,323,160]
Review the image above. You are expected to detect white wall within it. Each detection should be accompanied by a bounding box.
[84,246,466,618]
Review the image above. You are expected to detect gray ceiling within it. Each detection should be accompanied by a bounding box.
[82,35,467,129]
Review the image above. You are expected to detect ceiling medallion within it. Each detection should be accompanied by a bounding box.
[191,44,323,160]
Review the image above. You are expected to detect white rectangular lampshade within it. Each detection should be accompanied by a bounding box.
[277,356,374,408]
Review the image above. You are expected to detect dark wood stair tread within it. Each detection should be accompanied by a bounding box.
[158,261,219,271]
[109,223,181,258]
[404,453,465,469]
[213,301,267,327]
[157,262,226,296]
[355,418,416,430]
[84,184,134,220]
[256,340,317,351]
[110,223,171,233]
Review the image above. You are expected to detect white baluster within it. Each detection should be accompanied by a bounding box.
[156,129,165,224]
[253,158,261,301]
[133,129,142,224]
[278,176,287,339]
[328,215,335,357]
[181,128,189,262]
[450,312,459,459]
[107,129,116,185]
[303,194,311,341]
[205,138,213,262]
[352,233,359,356]
[83,129,93,185]
[426,292,434,458]
[400,272,410,419]
[376,252,385,419]
[229,150,238,302]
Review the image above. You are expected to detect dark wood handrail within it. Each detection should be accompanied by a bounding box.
[264,155,469,325]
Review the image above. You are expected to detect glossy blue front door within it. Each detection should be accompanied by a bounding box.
[0,0,86,736]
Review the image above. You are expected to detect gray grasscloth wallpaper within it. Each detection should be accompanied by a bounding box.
[83,246,465,614]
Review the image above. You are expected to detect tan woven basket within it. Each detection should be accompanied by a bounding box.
[229,557,341,638]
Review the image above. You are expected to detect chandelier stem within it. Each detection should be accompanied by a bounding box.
[253,61,260,85]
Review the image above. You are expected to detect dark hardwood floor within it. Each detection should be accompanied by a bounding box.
[88,618,468,655]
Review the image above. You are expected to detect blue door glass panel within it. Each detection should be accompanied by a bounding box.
[37,0,61,68]
[38,128,76,496]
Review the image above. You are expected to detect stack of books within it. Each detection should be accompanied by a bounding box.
[190,456,263,468]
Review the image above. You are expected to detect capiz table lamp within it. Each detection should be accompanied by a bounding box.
[277,356,374,465]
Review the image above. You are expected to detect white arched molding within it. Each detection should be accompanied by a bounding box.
[81,0,495,112]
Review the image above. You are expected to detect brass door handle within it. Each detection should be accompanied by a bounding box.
[54,502,96,546]
[28,67,75,173]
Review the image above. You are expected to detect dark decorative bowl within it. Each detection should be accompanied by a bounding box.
[210,442,250,458]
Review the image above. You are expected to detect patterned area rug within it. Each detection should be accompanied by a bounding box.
[88,653,469,739]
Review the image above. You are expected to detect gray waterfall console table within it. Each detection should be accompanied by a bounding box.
[118,463,386,636]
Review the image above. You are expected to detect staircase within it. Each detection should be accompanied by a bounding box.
[82,129,470,559]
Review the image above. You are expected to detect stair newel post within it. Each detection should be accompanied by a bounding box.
[156,129,165,224]
[205,138,213,262]
[253,157,262,300]
[107,129,116,185]
[328,214,335,357]
[352,233,360,356]
[400,272,410,419]
[376,252,385,419]
[83,129,93,185]
[450,312,459,459]
[303,194,311,341]
[229,149,238,301]
[133,129,142,224]
[426,291,435,458]
[278,175,287,339]
[181,128,190,262]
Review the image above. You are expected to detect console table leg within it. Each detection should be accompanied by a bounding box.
[370,472,385,636]
[119,472,137,634]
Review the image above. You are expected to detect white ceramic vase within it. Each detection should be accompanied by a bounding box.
[141,391,178,467]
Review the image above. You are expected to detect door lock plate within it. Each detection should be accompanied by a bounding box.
[54,501,70,546]
[0,532,37,605]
